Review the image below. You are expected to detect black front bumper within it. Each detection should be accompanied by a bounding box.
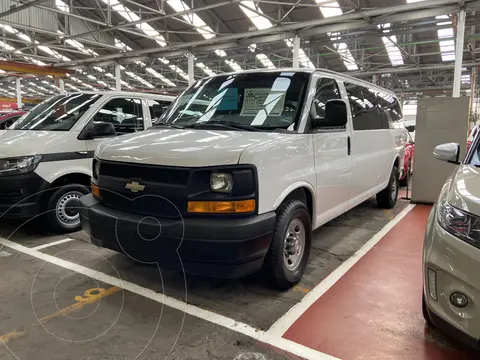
[79,194,276,278]
[0,172,49,219]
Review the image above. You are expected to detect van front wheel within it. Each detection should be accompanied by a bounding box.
[46,184,89,233]
[263,199,312,290]
[376,166,399,209]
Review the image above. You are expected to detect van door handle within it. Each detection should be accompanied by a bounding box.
[347,136,351,156]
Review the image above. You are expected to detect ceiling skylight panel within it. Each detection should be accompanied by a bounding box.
[56,0,70,12]
[146,67,177,86]
[167,1,215,39]
[316,1,358,70]
[169,64,189,80]
[256,54,275,69]
[196,62,215,77]
[225,59,242,72]
[239,2,281,68]
[438,27,455,61]
[115,38,132,52]
[240,1,273,30]
[378,24,404,66]
[462,74,471,84]
[100,0,167,47]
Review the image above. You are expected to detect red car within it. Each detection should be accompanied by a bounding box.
[0,111,26,130]
[400,129,414,186]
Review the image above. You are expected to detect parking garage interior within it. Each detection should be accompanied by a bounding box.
[1,1,480,360]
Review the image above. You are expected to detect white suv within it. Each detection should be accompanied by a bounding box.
[423,139,480,348]
[79,69,405,289]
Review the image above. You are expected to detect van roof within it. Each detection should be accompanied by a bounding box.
[206,68,397,98]
[66,91,176,100]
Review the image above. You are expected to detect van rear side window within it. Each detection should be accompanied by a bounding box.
[345,82,402,131]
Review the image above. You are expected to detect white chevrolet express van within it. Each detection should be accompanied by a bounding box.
[0,91,175,232]
[79,69,405,289]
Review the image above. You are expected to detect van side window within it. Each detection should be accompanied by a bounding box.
[310,77,344,130]
[147,99,171,121]
[93,98,144,134]
[376,91,403,122]
[346,83,400,131]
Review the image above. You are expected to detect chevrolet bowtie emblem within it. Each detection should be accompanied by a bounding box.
[125,181,145,193]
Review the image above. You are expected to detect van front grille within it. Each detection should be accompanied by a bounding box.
[100,162,190,185]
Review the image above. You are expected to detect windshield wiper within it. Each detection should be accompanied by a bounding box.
[184,120,261,132]
[154,122,185,129]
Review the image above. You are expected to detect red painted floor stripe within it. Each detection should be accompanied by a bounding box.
[284,205,476,360]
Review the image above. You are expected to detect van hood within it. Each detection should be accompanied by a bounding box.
[448,165,480,215]
[96,128,279,167]
[0,130,72,158]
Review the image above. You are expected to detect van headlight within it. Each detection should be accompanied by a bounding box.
[437,200,480,248]
[92,159,101,179]
[0,155,42,176]
[210,172,233,193]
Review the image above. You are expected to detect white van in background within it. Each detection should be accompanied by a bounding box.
[0,91,175,232]
[79,69,405,289]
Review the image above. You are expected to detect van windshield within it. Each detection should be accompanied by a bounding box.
[157,72,310,131]
[11,94,101,131]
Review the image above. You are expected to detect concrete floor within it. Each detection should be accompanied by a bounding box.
[1,194,467,360]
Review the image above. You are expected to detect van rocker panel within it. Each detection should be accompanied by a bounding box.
[79,194,276,278]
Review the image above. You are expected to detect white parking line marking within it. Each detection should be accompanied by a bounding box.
[0,251,11,257]
[31,238,75,251]
[0,237,339,360]
[268,203,417,337]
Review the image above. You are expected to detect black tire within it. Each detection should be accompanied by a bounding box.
[399,160,411,187]
[422,293,435,328]
[263,199,312,290]
[45,184,90,233]
[376,166,399,209]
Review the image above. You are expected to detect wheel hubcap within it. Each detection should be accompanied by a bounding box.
[283,218,306,272]
[56,191,83,227]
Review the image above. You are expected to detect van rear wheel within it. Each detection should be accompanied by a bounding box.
[263,199,312,290]
[46,184,89,233]
[377,166,399,209]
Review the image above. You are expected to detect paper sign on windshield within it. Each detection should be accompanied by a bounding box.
[240,88,286,116]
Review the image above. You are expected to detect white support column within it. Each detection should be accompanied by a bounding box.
[59,79,65,95]
[115,63,121,91]
[293,35,300,68]
[16,78,22,109]
[453,10,466,98]
[188,52,194,85]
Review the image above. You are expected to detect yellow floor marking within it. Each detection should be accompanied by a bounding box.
[0,286,121,344]
[293,285,311,294]
[0,330,26,344]
[384,209,394,220]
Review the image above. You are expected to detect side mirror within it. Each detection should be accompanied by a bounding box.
[312,99,348,129]
[433,143,460,164]
[86,121,116,139]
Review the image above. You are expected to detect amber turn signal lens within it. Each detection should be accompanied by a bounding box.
[187,200,256,214]
[91,183,101,198]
